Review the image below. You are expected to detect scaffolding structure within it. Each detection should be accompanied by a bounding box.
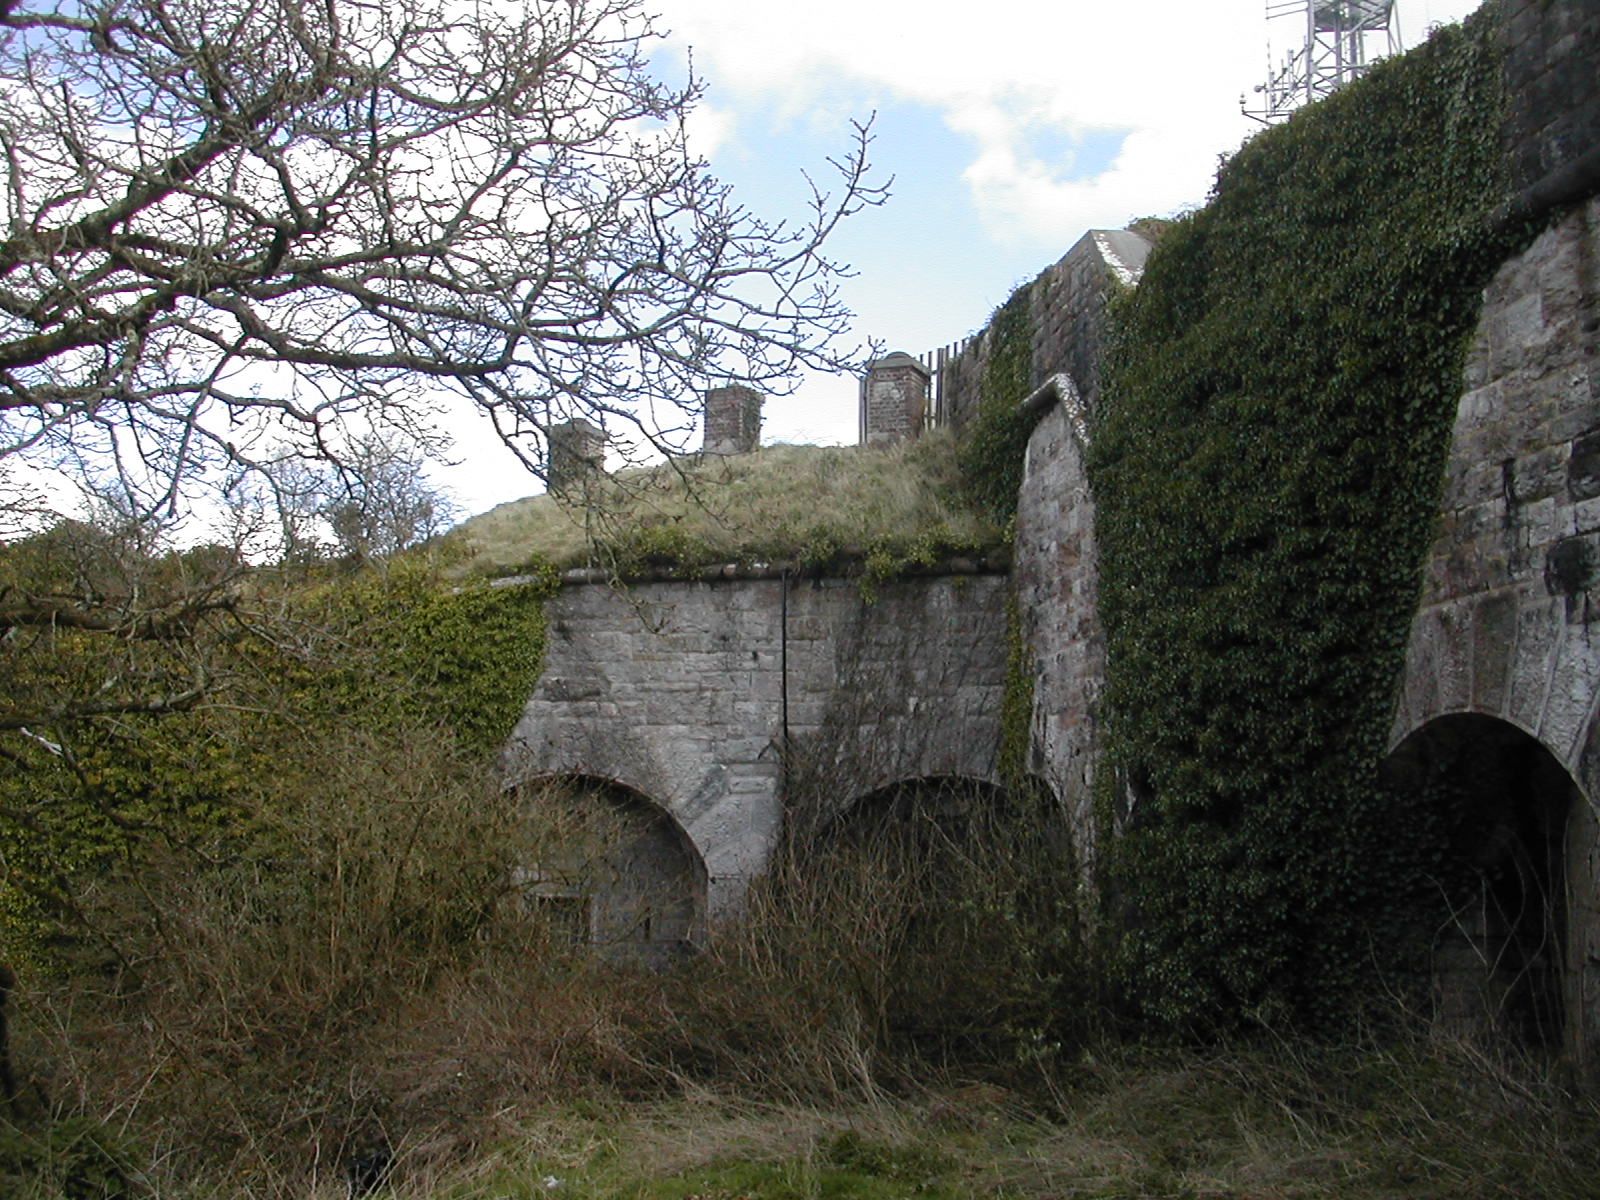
[1243,0,1402,124]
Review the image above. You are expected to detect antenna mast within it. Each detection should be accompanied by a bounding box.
[1243,0,1402,124]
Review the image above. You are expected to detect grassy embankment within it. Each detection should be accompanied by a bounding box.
[448,433,1004,577]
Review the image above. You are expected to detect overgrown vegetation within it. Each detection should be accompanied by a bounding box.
[6,4,1595,1196]
[450,435,1004,579]
[700,776,1087,1089]
[0,524,559,1186]
[410,1035,1600,1200]
[957,285,1039,523]
[1087,9,1540,1031]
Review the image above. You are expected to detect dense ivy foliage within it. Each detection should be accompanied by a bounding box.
[293,557,556,756]
[1086,9,1536,1030]
[959,285,1038,522]
[0,544,553,964]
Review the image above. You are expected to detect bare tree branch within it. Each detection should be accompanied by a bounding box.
[0,0,885,510]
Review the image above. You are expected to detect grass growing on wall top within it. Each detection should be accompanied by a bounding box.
[1087,7,1537,1030]
[449,434,1004,577]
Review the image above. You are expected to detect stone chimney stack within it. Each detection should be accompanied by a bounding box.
[546,418,605,495]
[859,352,931,446]
[703,385,763,455]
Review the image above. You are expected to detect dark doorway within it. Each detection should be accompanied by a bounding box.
[1383,715,1576,1048]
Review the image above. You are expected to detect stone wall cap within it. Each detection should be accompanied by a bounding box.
[546,417,605,437]
[486,553,1012,589]
[1091,229,1153,284]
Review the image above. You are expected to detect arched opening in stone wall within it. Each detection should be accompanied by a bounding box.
[787,774,1081,1056]
[510,775,707,967]
[1382,714,1577,1049]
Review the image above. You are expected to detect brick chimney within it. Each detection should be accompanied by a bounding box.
[703,385,762,455]
[859,353,930,446]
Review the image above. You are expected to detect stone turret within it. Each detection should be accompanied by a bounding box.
[546,418,605,495]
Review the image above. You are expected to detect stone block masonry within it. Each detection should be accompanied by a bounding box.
[546,418,605,495]
[1014,389,1104,881]
[939,228,1150,430]
[1498,0,1600,212]
[505,570,1010,920]
[1389,195,1600,1065]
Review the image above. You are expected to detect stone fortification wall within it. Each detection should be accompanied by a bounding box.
[1013,391,1103,873]
[500,0,1598,1047]
[1389,195,1600,1061]
[1499,0,1600,212]
[505,570,1010,919]
[940,229,1150,430]
[1001,0,1598,1049]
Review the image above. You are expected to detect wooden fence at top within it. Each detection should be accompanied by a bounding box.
[917,336,974,430]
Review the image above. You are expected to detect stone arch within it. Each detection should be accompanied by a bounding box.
[794,772,1076,1052]
[508,773,708,965]
[828,773,1011,839]
[1387,587,1600,779]
[1382,714,1583,1052]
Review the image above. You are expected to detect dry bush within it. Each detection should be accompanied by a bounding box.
[657,775,1093,1100]
[6,729,686,1194]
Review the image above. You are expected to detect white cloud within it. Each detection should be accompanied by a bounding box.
[659,0,1262,239]
[657,0,1485,246]
[682,99,736,160]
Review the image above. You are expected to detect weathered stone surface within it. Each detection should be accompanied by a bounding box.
[1391,194,1600,1067]
[546,418,606,495]
[505,571,1009,919]
[1498,0,1600,207]
[940,229,1151,430]
[1470,590,1518,714]
[1568,427,1600,499]
[704,385,762,455]
[1014,396,1103,876]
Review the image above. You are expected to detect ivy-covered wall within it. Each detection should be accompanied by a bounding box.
[1081,6,1547,1030]
[0,550,553,966]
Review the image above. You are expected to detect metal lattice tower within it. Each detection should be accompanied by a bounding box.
[1243,0,1402,124]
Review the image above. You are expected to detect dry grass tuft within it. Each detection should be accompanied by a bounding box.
[339,1032,1600,1199]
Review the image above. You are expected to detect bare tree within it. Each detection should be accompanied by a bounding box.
[0,0,883,514]
[296,434,458,562]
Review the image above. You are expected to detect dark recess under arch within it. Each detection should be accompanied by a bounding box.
[510,774,707,966]
[1383,714,1578,1049]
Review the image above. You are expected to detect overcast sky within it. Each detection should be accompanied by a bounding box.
[445,0,1486,516]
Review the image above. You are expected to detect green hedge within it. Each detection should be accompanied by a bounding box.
[0,548,554,965]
